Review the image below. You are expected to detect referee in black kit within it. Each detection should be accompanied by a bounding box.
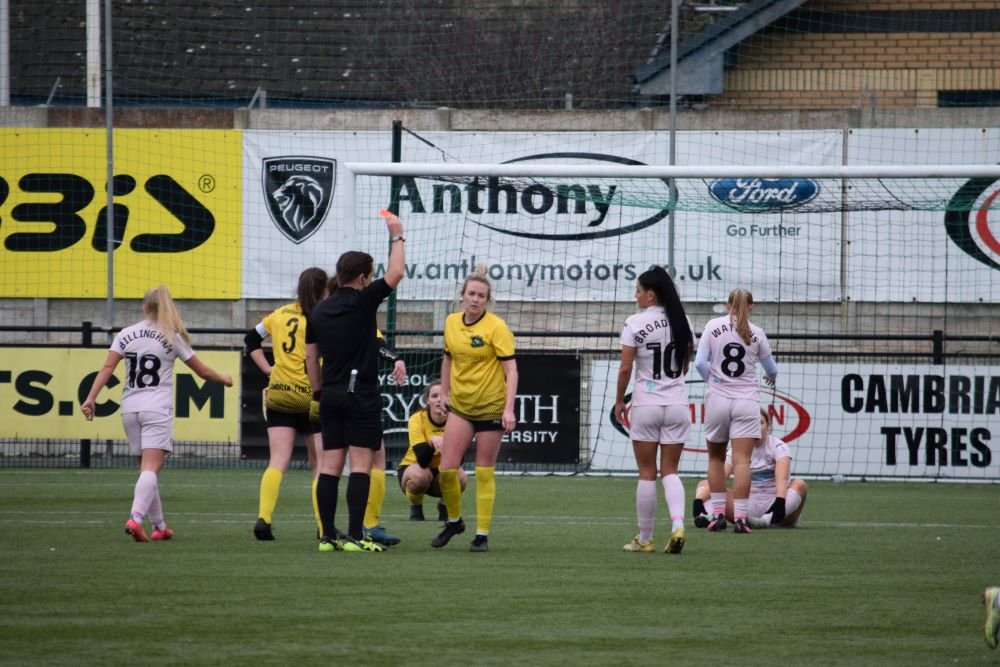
[306,210,405,553]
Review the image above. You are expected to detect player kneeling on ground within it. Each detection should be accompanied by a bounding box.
[398,380,467,522]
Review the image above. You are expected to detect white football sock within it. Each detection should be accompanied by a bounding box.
[733,498,749,520]
[662,474,686,527]
[147,486,166,530]
[636,479,657,541]
[710,492,726,516]
[130,471,158,523]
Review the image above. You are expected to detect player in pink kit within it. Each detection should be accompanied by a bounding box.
[614,267,695,554]
[82,286,234,542]
[691,409,808,528]
[694,288,777,534]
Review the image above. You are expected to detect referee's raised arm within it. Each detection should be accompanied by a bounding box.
[380,209,406,289]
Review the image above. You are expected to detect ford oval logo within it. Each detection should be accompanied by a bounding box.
[709,178,820,212]
[468,152,674,241]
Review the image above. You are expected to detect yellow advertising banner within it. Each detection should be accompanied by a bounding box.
[0,129,242,298]
[0,348,240,441]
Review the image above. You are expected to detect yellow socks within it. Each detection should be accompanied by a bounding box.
[474,466,495,535]
[311,477,321,536]
[363,468,386,530]
[438,468,462,520]
[257,467,284,523]
[406,490,425,506]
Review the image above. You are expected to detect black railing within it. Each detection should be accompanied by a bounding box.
[2,322,998,470]
[3,322,998,364]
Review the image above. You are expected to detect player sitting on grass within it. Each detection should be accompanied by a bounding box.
[691,408,808,529]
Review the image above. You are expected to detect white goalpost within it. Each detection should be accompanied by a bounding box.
[342,161,1000,229]
[342,160,1000,480]
[344,161,1000,179]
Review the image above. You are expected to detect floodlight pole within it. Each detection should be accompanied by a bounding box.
[0,0,9,106]
[385,120,403,348]
[86,0,101,107]
[103,0,114,336]
[667,0,678,278]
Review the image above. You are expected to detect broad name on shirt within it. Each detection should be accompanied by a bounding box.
[633,317,668,345]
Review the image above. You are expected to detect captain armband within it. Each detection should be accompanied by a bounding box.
[243,328,265,355]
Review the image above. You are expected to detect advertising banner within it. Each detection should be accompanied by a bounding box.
[0,348,241,442]
[242,130,842,302]
[0,129,243,298]
[589,360,999,480]
[381,351,580,465]
[242,131,365,299]
[848,128,1000,303]
[240,349,581,465]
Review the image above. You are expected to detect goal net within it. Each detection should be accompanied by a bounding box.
[345,157,1000,480]
[4,1,1000,478]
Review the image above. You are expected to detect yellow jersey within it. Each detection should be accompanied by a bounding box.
[261,303,312,412]
[443,310,515,420]
[398,408,447,469]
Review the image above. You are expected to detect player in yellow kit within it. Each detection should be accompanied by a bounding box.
[245,267,328,541]
[432,266,517,553]
[398,380,466,521]
[361,327,407,545]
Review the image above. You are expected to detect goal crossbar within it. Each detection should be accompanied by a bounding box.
[344,161,1000,180]
[342,161,1000,223]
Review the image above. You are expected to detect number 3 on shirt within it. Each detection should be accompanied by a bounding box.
[282,317,299,354]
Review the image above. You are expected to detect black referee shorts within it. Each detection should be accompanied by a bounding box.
[319,387,383,451]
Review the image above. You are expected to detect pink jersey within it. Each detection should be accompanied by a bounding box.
[110,320,194,415]
[697,315,772,399]
[620,307,691,406]
[725,434,791,496]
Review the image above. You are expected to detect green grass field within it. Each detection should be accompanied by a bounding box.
[1,469,997,666]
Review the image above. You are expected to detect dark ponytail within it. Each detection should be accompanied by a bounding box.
[296,267,328,317]
[638,267,693,373]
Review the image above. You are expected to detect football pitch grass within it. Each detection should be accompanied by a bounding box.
[1,469,997,666]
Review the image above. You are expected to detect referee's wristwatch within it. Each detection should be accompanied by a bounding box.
[390,235,405,243]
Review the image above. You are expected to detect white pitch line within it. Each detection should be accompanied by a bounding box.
[0,513,995,530]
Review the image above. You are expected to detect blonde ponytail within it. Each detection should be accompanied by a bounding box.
[144,285,191,346]
[727,288,753,345]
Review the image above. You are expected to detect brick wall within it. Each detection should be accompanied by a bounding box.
[712,2,1000,110]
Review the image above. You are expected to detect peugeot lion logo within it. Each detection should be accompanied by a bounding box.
[263,157,336,244]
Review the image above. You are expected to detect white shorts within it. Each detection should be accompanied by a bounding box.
[122,411,174,456]
[748,488,802,527]
[747,493,774,520]
[703,392,760,443]
[629,404,690,444]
